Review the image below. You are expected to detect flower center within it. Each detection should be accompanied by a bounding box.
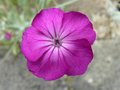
[53,38,62,47]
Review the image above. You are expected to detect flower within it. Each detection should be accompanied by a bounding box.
[21,8,96,80]
[5,32,12,40]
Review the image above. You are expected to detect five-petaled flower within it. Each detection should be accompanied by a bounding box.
[21,8,96,80]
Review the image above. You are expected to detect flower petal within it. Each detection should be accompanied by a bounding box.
[61,39,93,75]
[32,8,64,38]
[21,26,52,62]
[60,11,96,45]
[27,47,67,80]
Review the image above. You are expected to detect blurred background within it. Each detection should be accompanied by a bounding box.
[0,0,120,90]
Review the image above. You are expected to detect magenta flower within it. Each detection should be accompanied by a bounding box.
[21,8,96,80]
[5,32,12,40]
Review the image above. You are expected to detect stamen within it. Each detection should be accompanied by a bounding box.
[53,38,62,47]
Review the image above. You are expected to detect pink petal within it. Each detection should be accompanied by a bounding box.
[61,39,93,75]
[60,11,96,45]
[27,47,67,80]
[32,8,64,38]
[21,26,52,62]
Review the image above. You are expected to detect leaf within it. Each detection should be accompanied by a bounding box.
[12,43,20,56]
[55,0,78,8]
[46,0,54,5]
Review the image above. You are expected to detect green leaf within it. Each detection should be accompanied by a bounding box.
[12,43,20,56]
[46,0,53,5]
[55,0,78,8]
